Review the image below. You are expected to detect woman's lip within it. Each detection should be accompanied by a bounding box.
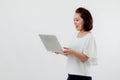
[75,26,78,28]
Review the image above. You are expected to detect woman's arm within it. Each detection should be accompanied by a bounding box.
[62,47,88,62]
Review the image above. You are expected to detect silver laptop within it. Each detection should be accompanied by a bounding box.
[39,34,63,52]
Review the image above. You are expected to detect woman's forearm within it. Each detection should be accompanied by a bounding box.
[72,51,88,62]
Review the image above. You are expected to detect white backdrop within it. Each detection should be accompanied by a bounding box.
[0,0,120,80]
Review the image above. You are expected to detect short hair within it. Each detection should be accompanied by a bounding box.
[75,7,93,31]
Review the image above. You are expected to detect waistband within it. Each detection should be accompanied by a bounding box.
[68,74,92,80]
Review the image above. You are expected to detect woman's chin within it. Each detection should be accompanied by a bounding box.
[76,29,80,31]
[75,27,80,30]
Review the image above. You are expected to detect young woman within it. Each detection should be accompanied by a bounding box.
[56,7,97,80]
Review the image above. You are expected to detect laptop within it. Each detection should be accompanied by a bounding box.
[39,34,63,52]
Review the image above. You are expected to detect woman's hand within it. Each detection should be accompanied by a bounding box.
[53,47,75,56]
[61,47,75,56]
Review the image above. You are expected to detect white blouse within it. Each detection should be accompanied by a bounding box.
[66,32,97,76]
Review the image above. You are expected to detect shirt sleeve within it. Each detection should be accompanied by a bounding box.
[83,35,98,65]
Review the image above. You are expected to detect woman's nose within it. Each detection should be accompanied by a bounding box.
[74,22,77,25]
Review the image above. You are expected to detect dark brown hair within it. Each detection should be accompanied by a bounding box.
[75,7,93,31]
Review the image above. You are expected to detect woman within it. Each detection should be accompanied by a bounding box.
[56,7,97,80]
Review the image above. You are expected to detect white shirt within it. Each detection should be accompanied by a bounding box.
[66,32,97,76]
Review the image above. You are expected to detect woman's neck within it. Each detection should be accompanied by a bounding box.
[77,31,91,38]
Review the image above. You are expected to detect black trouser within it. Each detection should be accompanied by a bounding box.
[67,74,92,80]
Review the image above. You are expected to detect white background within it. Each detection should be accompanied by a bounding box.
[0,0,120,80]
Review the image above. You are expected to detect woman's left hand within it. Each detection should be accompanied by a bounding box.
[62,47,75,56]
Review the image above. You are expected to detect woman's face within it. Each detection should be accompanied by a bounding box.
[74,13,84,31]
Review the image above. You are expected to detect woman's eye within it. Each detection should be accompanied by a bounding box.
[74,19,79,21]
[75,20,78,21]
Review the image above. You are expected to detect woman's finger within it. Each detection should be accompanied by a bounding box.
[63,47,69,49]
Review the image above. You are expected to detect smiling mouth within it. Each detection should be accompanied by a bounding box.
[75,25,78,28]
